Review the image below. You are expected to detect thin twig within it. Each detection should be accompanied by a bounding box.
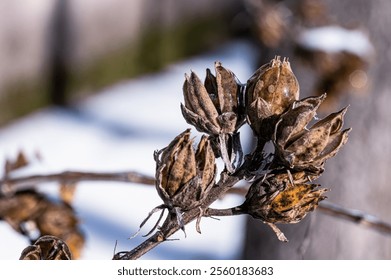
[0,171,155,195]
[113,172,242,260]
[203,206,245,217]
[318,200,391,235]
[225,186,391,237]
[3,168,391,255]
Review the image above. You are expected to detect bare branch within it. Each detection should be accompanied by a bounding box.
[225,186,391,237]
[3,167,391,259]
[0,171,155,195]
[203,206,245,217]
[3,168,391,238]
[318,201,391,236]
[113,172,242,260]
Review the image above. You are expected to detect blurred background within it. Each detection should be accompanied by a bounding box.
[1,0,391,259]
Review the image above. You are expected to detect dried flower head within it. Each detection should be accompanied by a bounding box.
[243,172,326,241]
[247,181,326,223]
[274,94,351,173]
[246,56,299,139]
[19,235,72,260]
[181,62,244,135]
[155,129,216,211]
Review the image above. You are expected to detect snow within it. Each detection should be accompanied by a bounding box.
[0,40,259,259]
[297,25,374,57]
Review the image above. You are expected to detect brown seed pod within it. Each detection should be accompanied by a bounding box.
[181,62,244,135]
[244,174,327,224]
[155,129,216,211]
[0,190,85,259]
[136,129,217,235]
[274,94,351,173]
[19,235,72,260]
[246,56,299,139]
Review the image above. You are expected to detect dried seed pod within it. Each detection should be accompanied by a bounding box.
[244,175,327,224]
[0,190,45,234]
[0,190,85,259]
[19,235,72,260]
[274,95,351,173]
[246,56,299,139]
[155,129,216,211]
[181,62,244,135]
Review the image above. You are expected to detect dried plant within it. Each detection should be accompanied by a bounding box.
[111,56,350,259]
[4,56,390,260]
[0,152,85,259]
[19,235,72,260]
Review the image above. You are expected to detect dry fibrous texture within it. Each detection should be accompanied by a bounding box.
[113,56,350,259]
[5,56,353,260]
[19,235,72,260]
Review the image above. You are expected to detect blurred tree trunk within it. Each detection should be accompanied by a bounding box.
[242,0,391,259]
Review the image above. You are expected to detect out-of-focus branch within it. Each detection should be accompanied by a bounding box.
[3,169,391,242]
[318,200,391,235]
[0,171,155,195]
[225,186,391,237]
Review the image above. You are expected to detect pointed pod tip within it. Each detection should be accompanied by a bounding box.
[344,127,353,133]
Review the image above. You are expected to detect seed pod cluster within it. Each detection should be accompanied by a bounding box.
[147,56,350,240]
[0,190,85,259]
[1,152,85,259]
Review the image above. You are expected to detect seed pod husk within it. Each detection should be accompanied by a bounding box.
[181,62,244,135]
[274,96,351,173]
[244,175,327,224]
[155,129,216,211]
[246,56,299,139]
[19,235,72,260]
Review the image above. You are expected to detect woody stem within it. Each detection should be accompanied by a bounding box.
[113,172,243,260]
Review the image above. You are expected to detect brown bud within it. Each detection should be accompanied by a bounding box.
[274,95,351,172]
[181,62,243,135]
[155,129,216,210]
[245,175,326,224]
[246,56,299,138]
[19,235,72,260]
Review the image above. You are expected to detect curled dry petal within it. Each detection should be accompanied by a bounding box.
[274,94,326,148]
[182,73,220,134]
[195,135,217,191]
